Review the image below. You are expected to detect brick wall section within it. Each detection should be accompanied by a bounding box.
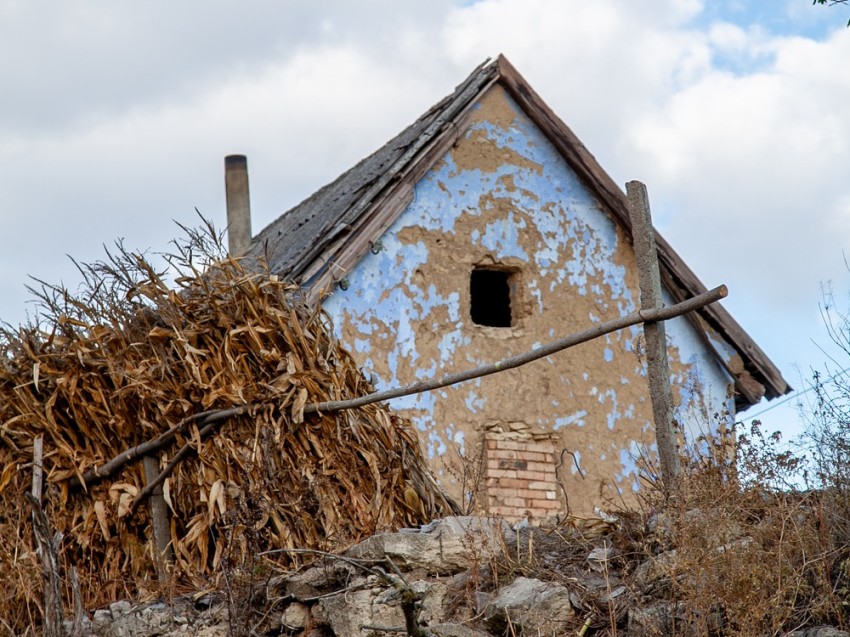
[485,434,562,521]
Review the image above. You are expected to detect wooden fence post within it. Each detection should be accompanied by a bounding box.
[29,436,65,637]
[626,180,681,493]
[142,455,173,586]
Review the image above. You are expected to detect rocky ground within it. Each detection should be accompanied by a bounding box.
[68,513,850,637]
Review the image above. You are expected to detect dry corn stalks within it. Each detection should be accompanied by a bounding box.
[0,229,454,632]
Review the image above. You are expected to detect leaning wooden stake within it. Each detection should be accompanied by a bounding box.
[626,180,681,493]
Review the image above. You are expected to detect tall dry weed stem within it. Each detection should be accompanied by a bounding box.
[442,440,487,516]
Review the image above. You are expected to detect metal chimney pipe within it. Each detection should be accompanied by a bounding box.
[224,154,252,256]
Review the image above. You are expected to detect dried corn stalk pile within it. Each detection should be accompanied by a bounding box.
[0,234,455,630]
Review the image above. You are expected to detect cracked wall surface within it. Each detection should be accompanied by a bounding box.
[323,85,733,514]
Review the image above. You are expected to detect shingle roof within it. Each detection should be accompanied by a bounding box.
[248,59,499,285]
[247,55,790,409]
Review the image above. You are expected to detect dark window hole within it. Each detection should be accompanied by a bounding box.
[470,268,514,327]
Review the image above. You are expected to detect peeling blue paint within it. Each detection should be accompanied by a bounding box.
[322,84,741,485]
[616,442,648,493]
[428,430,447,458]
[571,450,583,475]
[597,388,621,430]
[454,430,465,454]
[554,410,588,430]
[464,390,486,413]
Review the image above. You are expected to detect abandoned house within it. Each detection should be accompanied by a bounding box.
[239,55,791,516]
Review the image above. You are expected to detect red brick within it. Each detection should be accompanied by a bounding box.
[529,499,562,510]
[488,478,529,490]
[486,439,498,450]
[515,470,549,482]
[524,443,556,454]
[489,506,525,519]
[517,489,549,500]
[487,469,517,479]
[492,440,525,451]
[488,458,529,471]
[513,450,550,463]
[525,461,554,473]
[504,459,528,470]
[489,449,519,460]
[500,497,528,508]
[527,481,556,491]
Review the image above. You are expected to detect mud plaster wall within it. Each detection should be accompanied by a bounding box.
[322,85,735,514]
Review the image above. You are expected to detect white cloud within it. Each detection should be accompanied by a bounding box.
[628,26,850,319]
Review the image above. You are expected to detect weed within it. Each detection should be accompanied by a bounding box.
[441,440,486,516]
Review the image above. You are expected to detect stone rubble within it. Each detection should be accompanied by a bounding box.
[73,515,850,637]
[482,576,575,635]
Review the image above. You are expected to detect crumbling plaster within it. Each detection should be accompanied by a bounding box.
[323,85,733,513]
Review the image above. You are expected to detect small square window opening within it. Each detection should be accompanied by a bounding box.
[470,268,516,327]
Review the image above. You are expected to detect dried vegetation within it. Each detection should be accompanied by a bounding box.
[479,425,850,636]
[0,226,455,633]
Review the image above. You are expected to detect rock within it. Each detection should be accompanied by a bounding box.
[317,575,448,637]
[483,577,575,635]
[92,609,112,628]
[192,622,229,637]
[286,560,356,600]
[346,516,511,574]
[474,591,490,615]
[598,585,628,605]
[63,615,92,636]
[586,545,617,572]
[429,623,493,637]
[628,602,689,637]
[282,601,312,629]
[109,600,133,619]
[787,628,850,637]
[684,508,745,545]
[633,549,678,592]
[628,602,723,637]
[88,598,229,637]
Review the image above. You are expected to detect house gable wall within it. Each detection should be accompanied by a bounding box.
[322,85,732,514]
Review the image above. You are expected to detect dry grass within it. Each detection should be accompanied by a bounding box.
[629,424,850,637]
[0,227,455,633]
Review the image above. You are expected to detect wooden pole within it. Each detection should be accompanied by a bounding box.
[32,435,43,502]
[225,154,252,256]
[626,180,681,493]
[142,455,172,585]
[78,284,725,497]
[128,285,726,511]
[29,436,64,637]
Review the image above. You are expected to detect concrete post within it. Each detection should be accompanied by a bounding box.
[225,154,252,256]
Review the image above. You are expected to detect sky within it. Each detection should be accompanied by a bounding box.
[1,0,849,444]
